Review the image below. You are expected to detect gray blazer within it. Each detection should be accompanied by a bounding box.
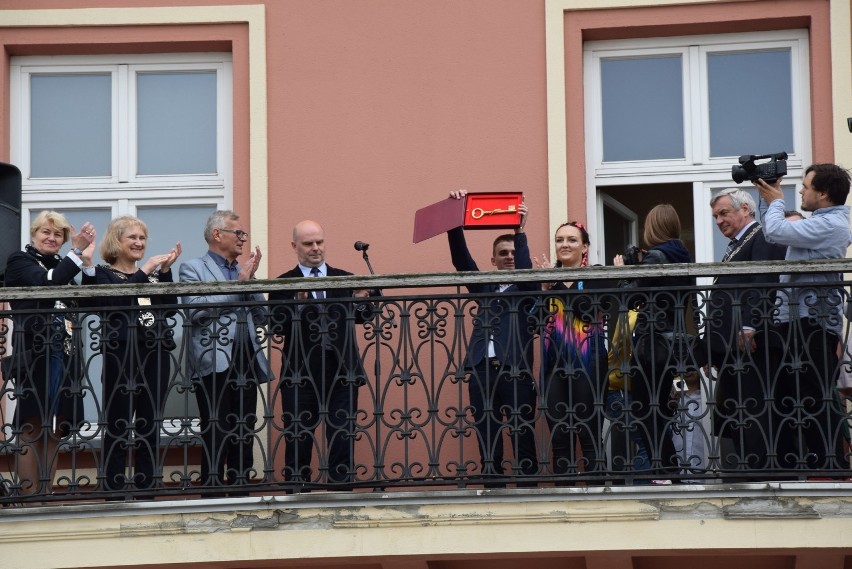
[178,253,273,382]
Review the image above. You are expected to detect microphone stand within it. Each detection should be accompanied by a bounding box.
[361,249,376,277]
[354,246,393,381]
[356,246,382,298]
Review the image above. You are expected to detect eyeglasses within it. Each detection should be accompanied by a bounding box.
[220,228,249,240]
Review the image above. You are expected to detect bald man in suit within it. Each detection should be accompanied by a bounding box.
[270,220,372,485]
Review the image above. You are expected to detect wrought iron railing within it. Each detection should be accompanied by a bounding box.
[0,259,851,504]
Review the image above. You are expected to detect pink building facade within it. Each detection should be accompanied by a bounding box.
[1,1,851,568]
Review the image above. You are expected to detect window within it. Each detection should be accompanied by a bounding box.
[9,53,232,238]
[584,30,810,264]
[600,53,685,162]
[585,30,810,179]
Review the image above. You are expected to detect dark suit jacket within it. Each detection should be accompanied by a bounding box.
[706,221,787,361]
[270,265,370,385]
[447,228,538,369]
[5,248,81,335]
[82,265,178,345]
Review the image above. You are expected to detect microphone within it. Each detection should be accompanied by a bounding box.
[354,239,377,285]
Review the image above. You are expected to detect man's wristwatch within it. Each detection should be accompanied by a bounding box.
[71,247,83,256]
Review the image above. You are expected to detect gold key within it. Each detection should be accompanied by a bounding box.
[470,205,517,219]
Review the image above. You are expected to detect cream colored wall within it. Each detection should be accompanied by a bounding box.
[5,492,852,568]
[831,0,852,175]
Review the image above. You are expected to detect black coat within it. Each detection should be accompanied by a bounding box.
[705,222,786,361]
[269,265,372,385]
[4,246,84,428]
[82,265,179,346]
[447,228,538,369]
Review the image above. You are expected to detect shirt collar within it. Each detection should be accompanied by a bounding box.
[207,251,239,280]
[733,219,758,241]
[298,262,328,277]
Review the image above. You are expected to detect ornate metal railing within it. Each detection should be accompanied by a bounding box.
[0,259,851,504]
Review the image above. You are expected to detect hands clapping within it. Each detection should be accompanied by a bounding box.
[239,246,262,281]
[142,242,182,274]
[533,253,558,291]
[70,222,97,266]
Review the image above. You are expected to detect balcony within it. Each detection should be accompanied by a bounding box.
[1,260,852,568]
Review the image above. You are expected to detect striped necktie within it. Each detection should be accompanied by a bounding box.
[722,238,737,262]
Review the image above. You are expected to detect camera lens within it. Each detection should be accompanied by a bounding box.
[731,165,749,184]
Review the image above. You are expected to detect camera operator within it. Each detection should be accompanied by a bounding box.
[755,164,852,471]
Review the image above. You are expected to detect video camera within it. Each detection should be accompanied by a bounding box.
[731,152,788,184]
[622,245,643,266]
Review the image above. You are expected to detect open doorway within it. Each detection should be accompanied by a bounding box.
[596,183,695,265]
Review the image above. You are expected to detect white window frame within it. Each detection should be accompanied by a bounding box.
[586,46,694,173]
[9,52,232,209]
[583,30,811,266]
[596,192,639,254]
[584,30,811,180]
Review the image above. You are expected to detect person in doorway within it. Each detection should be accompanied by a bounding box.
[614,204,701,480]
[706,188,786,473]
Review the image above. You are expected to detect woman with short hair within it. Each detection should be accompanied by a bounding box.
[5,210,96,496]
[83,216,180,494]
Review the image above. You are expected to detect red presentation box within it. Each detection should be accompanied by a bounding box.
[412,192,523,243]
[463,192,523,228]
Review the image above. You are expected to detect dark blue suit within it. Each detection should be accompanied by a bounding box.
[448,228,538,478]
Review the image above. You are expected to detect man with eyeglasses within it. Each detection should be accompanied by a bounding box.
[269,219,371,487]
[180,210,273,495]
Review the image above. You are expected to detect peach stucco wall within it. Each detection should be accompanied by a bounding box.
[0,0,552,278]
[262,0,549,278]
[0,0,845,277]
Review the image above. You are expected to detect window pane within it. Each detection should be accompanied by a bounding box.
[137,72,217,175]
[136,204,216,273]
[708,50,793,157]
[30,74,112,178]
[601,55,684,161]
